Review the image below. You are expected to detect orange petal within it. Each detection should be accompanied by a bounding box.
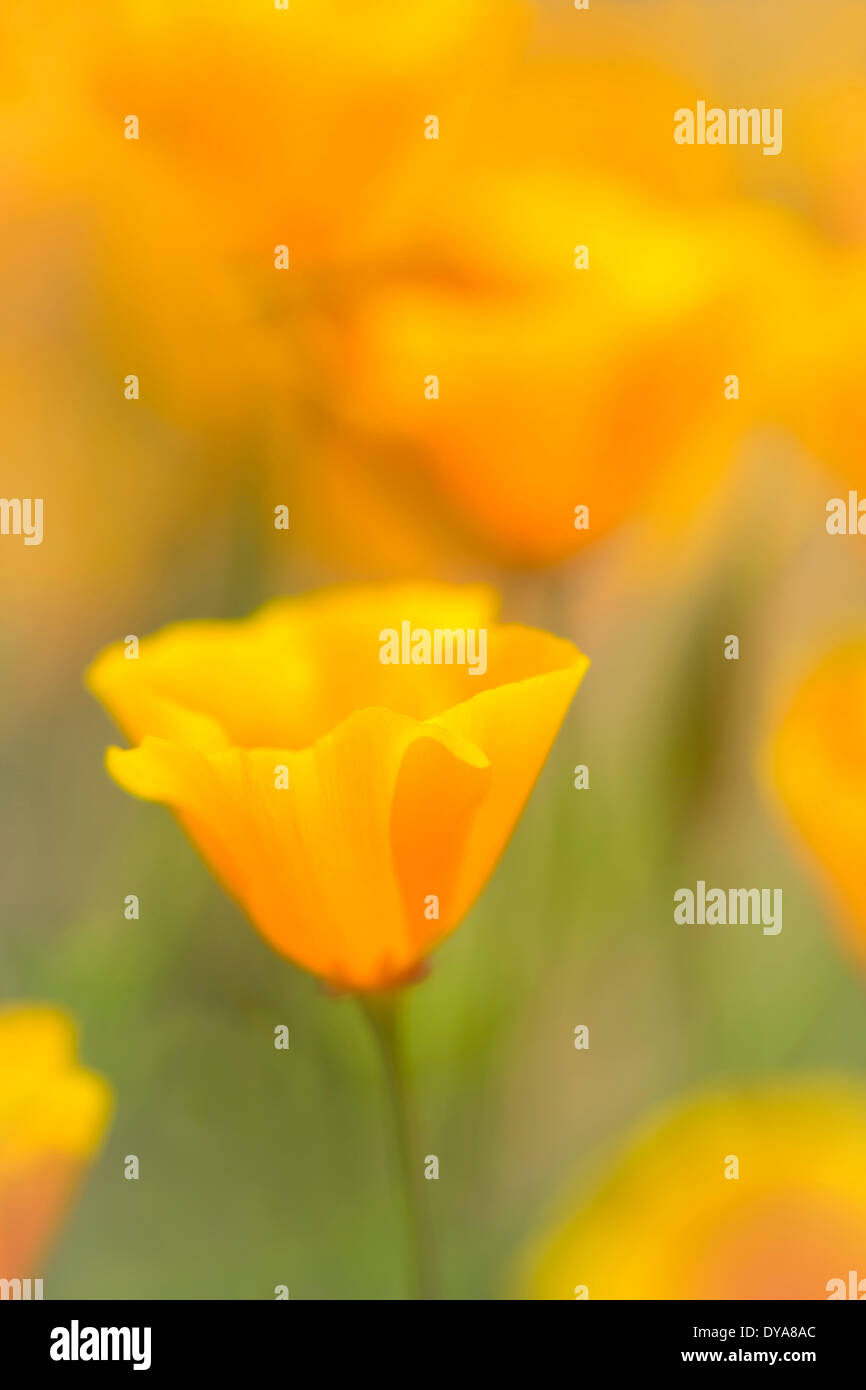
[107,710,490,991]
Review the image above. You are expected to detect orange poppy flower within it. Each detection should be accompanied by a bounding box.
[87,584,588,992]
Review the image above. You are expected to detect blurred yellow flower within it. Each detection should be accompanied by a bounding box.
[524,1080,866,1300]
[3,0,801,580]
[318,173,768,569]
[87,584,588,992]
[0,1006,111,1278]
[5,0,836,582]
[0,0,523,435]
[771,640,866,970]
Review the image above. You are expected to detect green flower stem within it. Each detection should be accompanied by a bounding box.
[359,991,437,1301]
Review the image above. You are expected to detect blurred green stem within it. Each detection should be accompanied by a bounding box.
[359,991,436,1300]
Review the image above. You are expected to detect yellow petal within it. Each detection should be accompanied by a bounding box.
[88,583,500,750]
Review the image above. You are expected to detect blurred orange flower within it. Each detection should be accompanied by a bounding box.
[87,584,588,992]
[5,0,849,582]
[770,640,866,971]
[0,0,524,434]
[314,174,774,570]
[524,1080,866,1300]
[0,1006,112,1280]
[5,0,808,579]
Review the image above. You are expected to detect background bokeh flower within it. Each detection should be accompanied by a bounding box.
[771,639,866,973]
[0,1006,111,1278]
[524,1080,866,1300]
[2,0,838,586]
